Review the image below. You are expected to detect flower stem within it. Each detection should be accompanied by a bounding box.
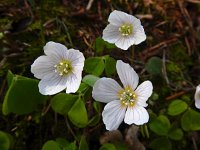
[65,117,79,142]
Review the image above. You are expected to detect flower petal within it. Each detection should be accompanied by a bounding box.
[102,24,121,44]
[31,56,57,79]
[102,100,126,130]
[115,36,134,50]
[124,105,149,125]
[108,10,130,26]
[65,72,82,93]
[135,81,153,107]
[131,26,146,45]
[116,60,139,90]
[44,41,68,61]
[39,73,67,95]
[66,49,85,71]
[195,85,200,109]
[92,78,123,103]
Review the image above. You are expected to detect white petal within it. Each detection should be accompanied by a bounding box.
[44,41,68,61]
[116,60,139,90]
[131,26,146,45]
[124,105,149,125]
[102,100,126,130]
[92,78,123,103]
[31,56,57,79]
[39,73,67,95]
[65,72,82,93]
[195,85,200,109]
[66,49,85,71]
[135,81,153,107]
[115,36,134,50]
[108,10,131,26]
[102,24,121,43]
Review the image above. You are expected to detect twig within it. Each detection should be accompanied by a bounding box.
[186,0,200,4]
[162,49,170,85]
[0,57,7,69]
[86,0,94,10]
[40,0,45,44]
[139,37,178,60]
[166,91,186,100]
[165,88,195,101]
[83,36,92,48]
[192,136,198,150]
[135,14,153,19]
[177,0,198,50]
[97,1,103,20]
[184,37,192,55]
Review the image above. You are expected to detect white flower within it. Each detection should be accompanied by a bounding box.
[31,41,85,95]
[92,60,153,131]
[195,85,200,109]
[102,10,146,50]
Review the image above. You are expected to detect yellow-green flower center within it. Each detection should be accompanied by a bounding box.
[54,60,72,76]
[119,87,137,107]
[119,24,133,36]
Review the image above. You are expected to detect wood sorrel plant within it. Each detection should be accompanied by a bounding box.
[2,6,200,150]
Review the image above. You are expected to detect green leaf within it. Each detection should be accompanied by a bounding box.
[99,143,117,150]
[181,109,200,131]
[105,42,115,49]
[168,128,183,141]
[42,140,61,150]
[51,93,78,116]
[84,57,105,76]
[6,70,14,87]
[77,83,89,93]
[0,131,12,150]
[145,57,162,75]
[94,37,115,54]
[167,100,188,116]
[68,98,88,128]
[149,137,172,150]
[88,101,101,126]
[114,142,128,150]
[149,115,170,136]
[3,75,46,115]
[88,115,100,126]
[55,138,69,148]
[79,136,89,150]
[93,101,100,112]
[94,37,105,53]
[66,141,76,150]
[82,75,100,87]
[104,56,116,77]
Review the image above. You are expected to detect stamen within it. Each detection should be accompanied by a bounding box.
[119,88,137,107]
[54,60,72,76]
[119,24,133,36]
